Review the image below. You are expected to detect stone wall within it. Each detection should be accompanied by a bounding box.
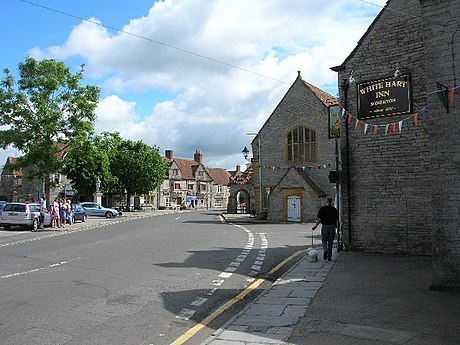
[335,0,432,254]
[254,74,336,222]
[419,0,460,290]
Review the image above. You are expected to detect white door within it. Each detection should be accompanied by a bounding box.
[287,196,301,222]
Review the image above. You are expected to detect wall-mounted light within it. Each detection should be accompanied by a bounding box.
[394,63,401,78]
[348,69,356,84]
[242,146,250,161]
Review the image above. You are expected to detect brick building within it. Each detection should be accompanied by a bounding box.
[332,0,459,290]
[250,72,338,222]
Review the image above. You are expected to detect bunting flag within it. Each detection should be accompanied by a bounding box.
[449,88,455,105]
[230,172,253,185]
[340,106,429,137]
[258,163,334,171]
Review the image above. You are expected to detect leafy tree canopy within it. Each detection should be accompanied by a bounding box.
[110,138,168,205]
[62,134,117,197]
[0,57,100,201]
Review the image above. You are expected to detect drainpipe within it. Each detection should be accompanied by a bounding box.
[341,78,353,245]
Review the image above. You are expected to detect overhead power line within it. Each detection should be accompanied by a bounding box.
[18,0,289,85]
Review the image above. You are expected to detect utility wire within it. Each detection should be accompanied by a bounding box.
[18,0,289,85]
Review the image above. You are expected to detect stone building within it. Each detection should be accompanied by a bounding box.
[0,156,74,203]
[227,164,254,214]
[154,149,231,210]
[250,72,338,222]
[332,0,460,290]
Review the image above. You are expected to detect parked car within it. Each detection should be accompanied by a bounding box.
[80,202,119,218]
[0,202,52,231]
[0,201,7,211]
[72,203,88,223]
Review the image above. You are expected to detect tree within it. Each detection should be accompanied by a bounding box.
[0,57,100,205]
[110,139,168,208]
[62,134,116,198]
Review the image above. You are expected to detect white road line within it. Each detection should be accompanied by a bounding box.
[0,257,81,280]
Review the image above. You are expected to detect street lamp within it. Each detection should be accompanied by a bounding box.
[244,133,263,218]
[242,146,250,161]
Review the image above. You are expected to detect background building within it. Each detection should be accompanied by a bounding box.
[250,72,338,222]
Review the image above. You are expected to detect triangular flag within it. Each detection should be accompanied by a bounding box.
[449,88,455,105]
[354,119,360,130]
[385,124,390,136]
[437,88,448,105]
[413,113,418,126]
[378,125,384,136]
[457,87,460,100]
[399,121,403,133]
[364,123,369,134]
[421,108,427,124]
[374,125,378,136]
[392,123,396,134]
[341,106,346,117]
[360,121,365,131]
[348,114,352,124]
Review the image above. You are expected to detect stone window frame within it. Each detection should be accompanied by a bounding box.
[286,125,318,163]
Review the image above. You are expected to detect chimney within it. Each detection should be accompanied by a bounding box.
[236,165,241,172]
[194,149,202,163]
[165,150,173,159]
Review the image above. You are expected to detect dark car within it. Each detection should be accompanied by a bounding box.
[72,204,87,223]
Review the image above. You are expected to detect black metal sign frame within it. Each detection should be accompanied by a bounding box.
[357,74,412,119]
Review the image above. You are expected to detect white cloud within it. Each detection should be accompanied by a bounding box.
[25,0,386,169]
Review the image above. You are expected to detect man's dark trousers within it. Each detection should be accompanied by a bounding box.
[321,224,336,260]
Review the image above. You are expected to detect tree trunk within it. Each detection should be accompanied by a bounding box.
[44,173,51,210]
[126,193,131,211]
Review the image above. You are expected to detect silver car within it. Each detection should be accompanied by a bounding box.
[0,202,52,231]
[80,202,119,218]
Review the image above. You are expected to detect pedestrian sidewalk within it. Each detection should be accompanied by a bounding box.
[202,214,460,345]
[201,252,335,345]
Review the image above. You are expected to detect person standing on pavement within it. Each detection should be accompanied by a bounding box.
[38,193,46,230]
[312,196,339,261]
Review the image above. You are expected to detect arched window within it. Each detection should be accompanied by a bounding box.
[286,126,317,162]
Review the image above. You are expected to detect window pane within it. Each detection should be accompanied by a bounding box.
[305,128,310,142]
[293,129,298,143]
[311,145,317,161]
[311,129,317,142]
[287,144,292,161]
[299,127,304,143]
[299,144,305,161]
[287,132,292,144]
[294,145,299,160]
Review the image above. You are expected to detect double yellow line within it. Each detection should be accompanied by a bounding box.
[169,249,306,345]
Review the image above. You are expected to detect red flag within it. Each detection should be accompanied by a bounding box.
[449,88,455,105]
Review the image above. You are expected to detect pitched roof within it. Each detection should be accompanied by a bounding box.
[207,168,231,185]
[2,157,23,177]
[301,80,338,107]
[163,151,230,185]
[295,168,327,197]
[173,158,200,180]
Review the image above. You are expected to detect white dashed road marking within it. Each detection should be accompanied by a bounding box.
[0,257,81,280]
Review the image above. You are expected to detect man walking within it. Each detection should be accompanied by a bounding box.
[312,196,339,261]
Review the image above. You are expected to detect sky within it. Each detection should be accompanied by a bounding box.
[0,0,387,170]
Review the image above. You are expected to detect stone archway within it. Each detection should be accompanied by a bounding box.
[227,184,254,214]
[236,189,251,214]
